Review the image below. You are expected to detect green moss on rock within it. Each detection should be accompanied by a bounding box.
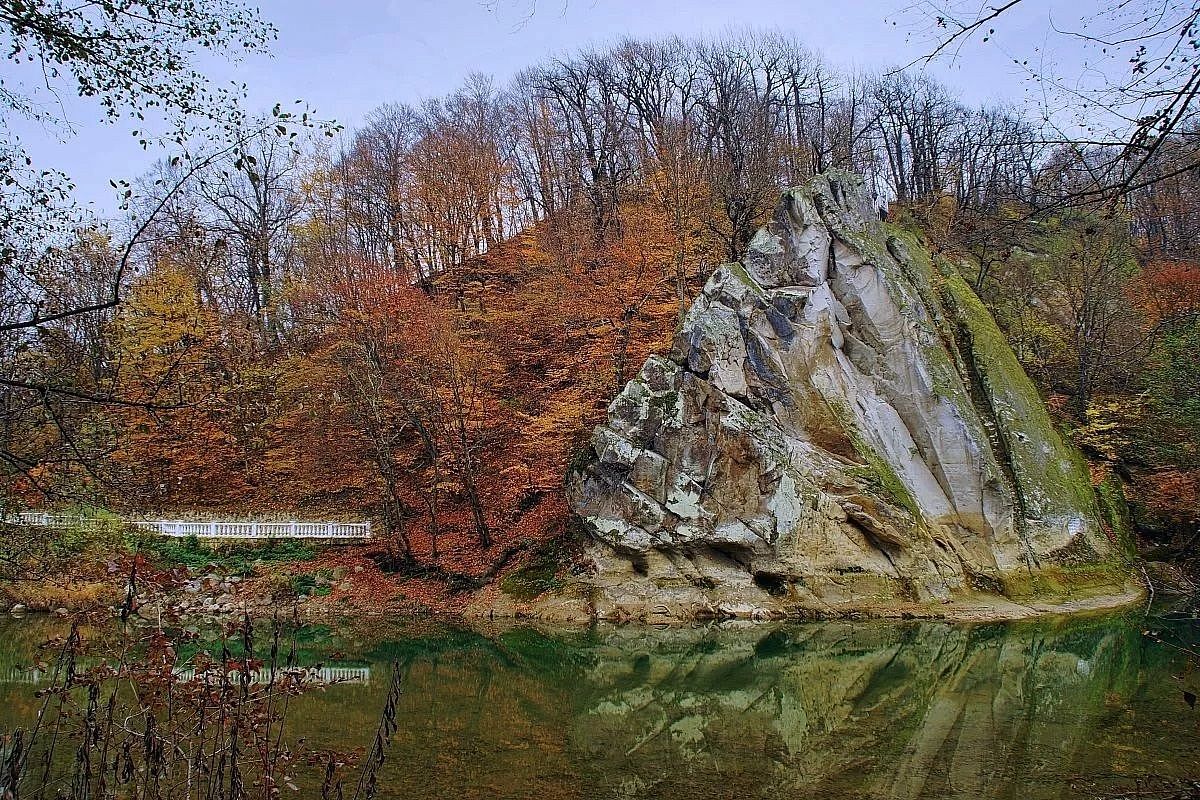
[937,263,1100,530]
[1095,471,1136,560]
[1000,562,1128,604]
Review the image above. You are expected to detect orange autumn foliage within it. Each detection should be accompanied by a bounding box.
[95,191,717,588]
[1130,258,1200,325]
[408,195,699,572]
[106,264,262,510]
[1134,469,1200,527]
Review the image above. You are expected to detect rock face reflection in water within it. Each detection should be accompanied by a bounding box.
[0,612,1193,800]
[569,619,1145,799]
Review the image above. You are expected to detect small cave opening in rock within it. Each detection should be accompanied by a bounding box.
[753,571,789,597]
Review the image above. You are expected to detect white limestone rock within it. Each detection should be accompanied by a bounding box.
[567,171,1124,619]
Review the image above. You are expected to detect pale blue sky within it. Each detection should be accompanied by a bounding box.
[10,0,1089,215]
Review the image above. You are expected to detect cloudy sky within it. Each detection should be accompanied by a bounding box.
[11,0,1091,215]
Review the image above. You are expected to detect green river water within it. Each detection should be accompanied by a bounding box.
[1,606,1197,799]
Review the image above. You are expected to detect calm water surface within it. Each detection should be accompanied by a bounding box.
[1,607,1197,799]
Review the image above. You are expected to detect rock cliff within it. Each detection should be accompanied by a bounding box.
[566,171,1133,620]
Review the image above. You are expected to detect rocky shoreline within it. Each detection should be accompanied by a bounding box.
[1,565,1152,627]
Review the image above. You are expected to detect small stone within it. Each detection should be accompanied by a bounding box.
[54,608,69,617]
[9,604,27,615]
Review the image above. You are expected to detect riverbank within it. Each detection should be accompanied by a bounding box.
[465,574,1152,624]
[0,537,1156,626]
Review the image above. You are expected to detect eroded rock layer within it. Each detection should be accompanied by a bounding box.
[567,171,1129,620]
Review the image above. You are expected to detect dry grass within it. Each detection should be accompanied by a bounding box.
[1,578,120,611]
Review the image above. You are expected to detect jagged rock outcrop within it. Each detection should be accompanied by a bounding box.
[566,171,1133,620]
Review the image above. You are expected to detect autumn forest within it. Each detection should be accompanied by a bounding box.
[3,15,1199,592]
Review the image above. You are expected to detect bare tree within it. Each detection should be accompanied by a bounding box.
[612,36,707,310]
[901,0,1200,206]
[692,31,799,259]
[531,51,636,247]
[196,131,306,341]
[1057,216,1146,411]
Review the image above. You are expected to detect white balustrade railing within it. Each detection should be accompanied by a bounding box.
[3,513,372,540]
[5,665,371,686]
[5,511,99,529]
[3,667,49,685]
[130,520,371,540]
[172,665,371,685]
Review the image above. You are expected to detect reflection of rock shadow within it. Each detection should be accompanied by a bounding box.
[571,616,1141,800]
